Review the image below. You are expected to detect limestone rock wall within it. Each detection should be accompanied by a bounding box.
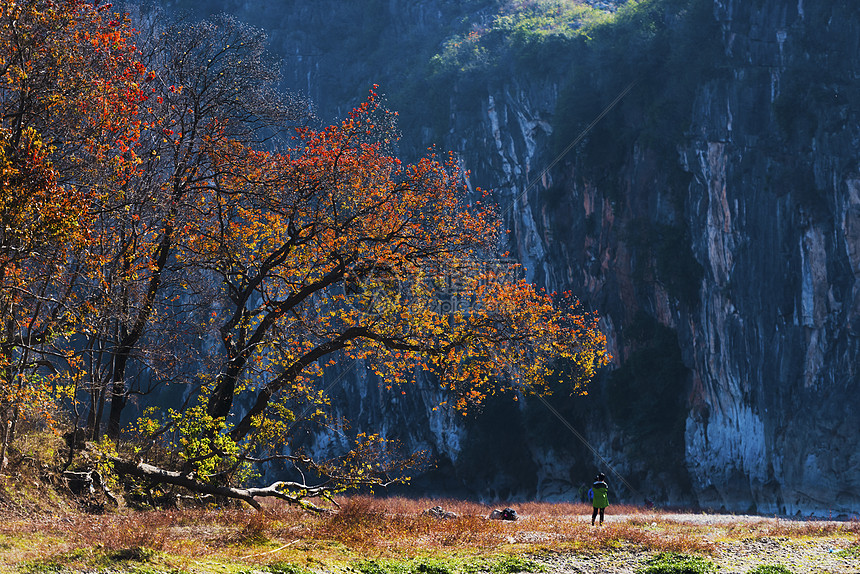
[154,0,860,515]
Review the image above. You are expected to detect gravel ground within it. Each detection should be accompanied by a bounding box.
[528,514,860,574]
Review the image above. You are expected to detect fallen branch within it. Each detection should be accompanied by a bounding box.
[63,469,122,506]
[109,457,326,511]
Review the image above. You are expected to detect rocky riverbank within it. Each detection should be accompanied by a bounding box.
[534,514,859,574]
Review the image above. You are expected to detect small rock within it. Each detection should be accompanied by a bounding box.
[489,507,518,520]
[424,505,458,519]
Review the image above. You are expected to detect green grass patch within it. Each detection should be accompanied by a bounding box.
[837,544,860,558]
[747,565,794,574]
[19,563,63,574]
[19,544,169,574]
[265,561,315,574]
[636,552,717,574]
[20,548,93,574]
[490,555,545,574]
[125,566,191,574]
[412,558,457,574]
[354,558,410,574]
[352,554,542,574]
[107,546,158,562]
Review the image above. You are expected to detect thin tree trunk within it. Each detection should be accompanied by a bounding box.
[106,367,127,438]
[106,213,176,439]
[92,372,108,441]
[0,417,10,472]
[85,336,105,440]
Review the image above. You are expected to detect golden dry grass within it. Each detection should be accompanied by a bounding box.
[0,496,857,573]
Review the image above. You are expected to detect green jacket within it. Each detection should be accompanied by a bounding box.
[591,481,609,508]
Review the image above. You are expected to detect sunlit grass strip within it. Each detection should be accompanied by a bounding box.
[1,497,858,573]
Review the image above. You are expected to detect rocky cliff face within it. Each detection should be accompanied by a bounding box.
[479,0,860,515]
[677,0,860,515]
[158,0,860,516]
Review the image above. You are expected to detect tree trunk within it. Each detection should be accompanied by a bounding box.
[106,358,128,439]
[0,417,11,472]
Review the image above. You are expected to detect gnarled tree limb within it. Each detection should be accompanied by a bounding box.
[109,457,326,511]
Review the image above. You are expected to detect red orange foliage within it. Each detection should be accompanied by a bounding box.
[187,90,609,456]
[0,5,609,504]
[0,0,148,457]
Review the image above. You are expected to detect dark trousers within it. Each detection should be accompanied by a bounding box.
[591,506,604,524]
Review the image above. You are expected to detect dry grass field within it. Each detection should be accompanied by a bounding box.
[0,495,858,574]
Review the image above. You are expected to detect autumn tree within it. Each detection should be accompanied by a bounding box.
[0,4,608,507]
[71,11,309,440]
[0,0,147,464]
[113,91,609,509]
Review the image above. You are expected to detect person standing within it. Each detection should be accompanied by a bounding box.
[591,473,609,525]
